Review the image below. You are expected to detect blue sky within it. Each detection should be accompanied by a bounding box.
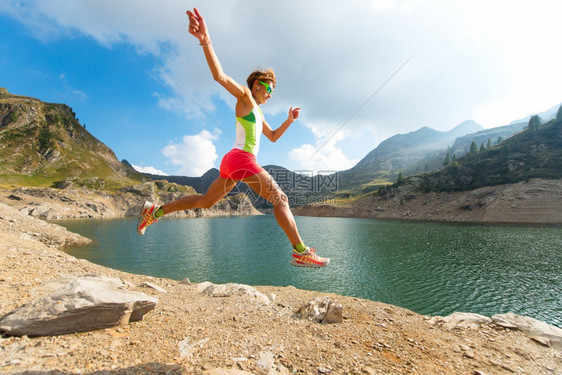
[1,1,561,177]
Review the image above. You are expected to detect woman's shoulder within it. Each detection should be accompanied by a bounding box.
[244,87,260,105]
[236,89,257,117]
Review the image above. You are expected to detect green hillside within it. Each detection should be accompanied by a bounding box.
[414,113,562,192]
[0,88,143,189]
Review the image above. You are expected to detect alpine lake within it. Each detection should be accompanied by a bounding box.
[57,215,562,327]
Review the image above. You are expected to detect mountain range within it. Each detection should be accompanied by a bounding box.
[1,87,560,205]
[337,120,485,192]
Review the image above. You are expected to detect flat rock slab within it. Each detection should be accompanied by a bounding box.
[197,282,271,305]
[429,311,562,350]
[0,275,157,336]
[427,312,492,329]
[492,313,562,350]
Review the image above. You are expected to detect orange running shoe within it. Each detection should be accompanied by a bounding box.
[290,247,330,268]
[137,201,158,235]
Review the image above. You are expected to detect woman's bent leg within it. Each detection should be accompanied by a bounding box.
[243,171,329,267]
[243,171,302,245]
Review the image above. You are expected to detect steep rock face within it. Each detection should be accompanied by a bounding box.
[0,88,142,186]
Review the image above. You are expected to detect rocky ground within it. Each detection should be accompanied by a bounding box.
[293,179,562,224]
[1,201,561,374]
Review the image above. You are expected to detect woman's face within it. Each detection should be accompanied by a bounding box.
[255,79,274,104]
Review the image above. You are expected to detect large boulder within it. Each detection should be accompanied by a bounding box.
[294,297,343,324]
[0,275,157,336]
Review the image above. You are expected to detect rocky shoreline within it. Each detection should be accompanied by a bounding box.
[1,197,562,373]
[0,180,261,221]
[293,178,562,225]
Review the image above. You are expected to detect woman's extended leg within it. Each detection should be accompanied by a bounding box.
[161,176,237,214]
[137,177,236,235]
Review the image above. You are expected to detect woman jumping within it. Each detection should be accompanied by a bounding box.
[136,7,329,268]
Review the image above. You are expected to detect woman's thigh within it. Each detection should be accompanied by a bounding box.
[243,171,286,204]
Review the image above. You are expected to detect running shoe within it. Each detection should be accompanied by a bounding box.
[290,247,330,268]
[137,201,158,235]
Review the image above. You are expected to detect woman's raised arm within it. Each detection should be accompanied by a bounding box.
[187,8,247,100]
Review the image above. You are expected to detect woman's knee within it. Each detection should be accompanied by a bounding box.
[269,190,288,206]
[198,178,233,209]
[198,196,220,209]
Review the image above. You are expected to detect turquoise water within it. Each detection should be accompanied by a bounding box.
[58,215,562,327]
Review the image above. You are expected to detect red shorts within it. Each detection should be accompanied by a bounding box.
[219,148,264,180]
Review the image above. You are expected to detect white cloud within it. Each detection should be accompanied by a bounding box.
[58,74,87,101]
[290,131,360,173]
[162,129,219,176]
[131,164,168,176]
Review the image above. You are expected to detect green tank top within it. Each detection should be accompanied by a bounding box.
[233,104,263,156]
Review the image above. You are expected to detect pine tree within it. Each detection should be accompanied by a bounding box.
[443,150,451,166]
[469,141,478,156]
[486,138,492,149]
[38,125,53,152]
[528,114,541,132]
[451,154,458,166]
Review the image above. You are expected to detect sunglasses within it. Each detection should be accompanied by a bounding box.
[258,80,273,94]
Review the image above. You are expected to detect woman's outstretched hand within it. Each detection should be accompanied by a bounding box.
[288,107,301,122]
[186,7,210,43]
